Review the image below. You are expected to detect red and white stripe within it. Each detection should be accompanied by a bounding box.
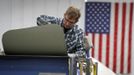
[86,2,133,74]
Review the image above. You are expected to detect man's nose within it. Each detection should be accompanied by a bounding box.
[67,22,70,25]
[65,21,70,25]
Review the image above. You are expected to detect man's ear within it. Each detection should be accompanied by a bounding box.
[64,13,66,17]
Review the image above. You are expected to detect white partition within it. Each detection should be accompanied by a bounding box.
[91,57,116,75]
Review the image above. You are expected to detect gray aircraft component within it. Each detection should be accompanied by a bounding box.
[2,24,67,56]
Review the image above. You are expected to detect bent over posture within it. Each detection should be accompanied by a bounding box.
[37,6,86,55]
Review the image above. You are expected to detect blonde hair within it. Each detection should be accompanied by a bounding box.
[64,6,81,22]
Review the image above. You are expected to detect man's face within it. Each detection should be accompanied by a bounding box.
[63,15,76,29]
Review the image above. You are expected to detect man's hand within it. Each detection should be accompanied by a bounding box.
[75,50,86,58]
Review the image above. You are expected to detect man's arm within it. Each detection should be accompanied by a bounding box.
[37,15,61,26]
[75,29,86,57]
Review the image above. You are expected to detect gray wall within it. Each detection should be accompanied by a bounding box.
[0,0,85,51]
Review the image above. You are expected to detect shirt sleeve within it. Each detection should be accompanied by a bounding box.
[37,15,61,26]
[75,29,86,52]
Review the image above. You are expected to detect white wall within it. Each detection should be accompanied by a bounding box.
[0,0,85,51]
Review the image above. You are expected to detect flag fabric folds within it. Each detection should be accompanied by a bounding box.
[85,2,133,74]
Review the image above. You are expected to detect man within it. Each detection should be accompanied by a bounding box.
[37,6,89,75]
[37,6,86,56]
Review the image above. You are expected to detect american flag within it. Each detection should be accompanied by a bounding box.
[85,2,133,74]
